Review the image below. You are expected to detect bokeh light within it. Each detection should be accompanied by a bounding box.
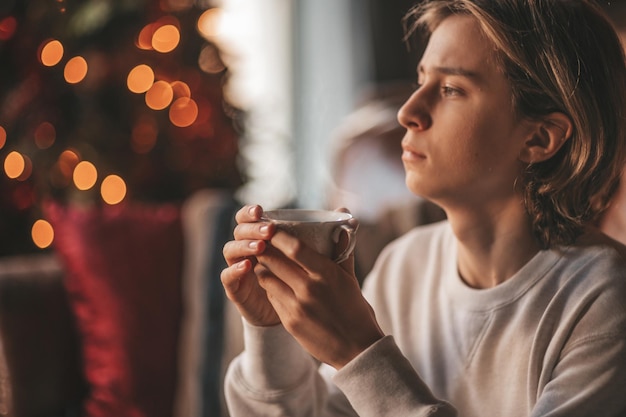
[4,151,25,179]
[34,122,56,149]
[73,160,98,190]
[197,8,222,39]
[17,155,32,181]
[58,149,80,178]
[51,149,80,188]
[0,125,6,149]
[145,80,174,110]
[137,23,157,50]
[169,97,198,127]
[0,16,17,41]
[198,44,225,74]
[31,219,54,249]
[64,56,88,84]
[127,64,155,93]
[171,80,191,98]
[152,24,180,53]
[101,174,127,205]
[40,39,64,67]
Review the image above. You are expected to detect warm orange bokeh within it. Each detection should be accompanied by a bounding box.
[169,97,198,127]
[137,23,157,50]
[197,8,222,39]
[40,39,64,67]
[51,149,80,188]
[171,80,191,98]
[152,24,180,53]
[101,174,127,205]
[32,219,54,249]
[145,80,174,110]
[4,151,25,179]
[127,64,155,93]
[73,160,98,190]
[34,122,56,149]
[64,56,88,84]
[58,149,80,177]
[0,125,6,149]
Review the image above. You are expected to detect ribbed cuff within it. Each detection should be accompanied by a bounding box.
[333,335,456,417]
[240,319,315,391]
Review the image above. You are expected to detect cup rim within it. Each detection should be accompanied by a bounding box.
[261,209,352,223]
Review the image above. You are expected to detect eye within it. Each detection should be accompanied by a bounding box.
[441,85,462,97]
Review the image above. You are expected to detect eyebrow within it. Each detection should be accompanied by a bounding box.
[418,64,483,81]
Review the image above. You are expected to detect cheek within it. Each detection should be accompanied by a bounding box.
[444,122,518,183]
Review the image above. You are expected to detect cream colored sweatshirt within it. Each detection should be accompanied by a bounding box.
[224,221,626,417]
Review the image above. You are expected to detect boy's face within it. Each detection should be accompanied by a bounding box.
[398,14,534,211]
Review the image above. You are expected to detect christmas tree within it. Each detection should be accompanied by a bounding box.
[0,0,243,256]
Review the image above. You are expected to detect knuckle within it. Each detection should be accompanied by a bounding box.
[284,305,312,335]
[232,224,247,240]
[254,264,272,285]
[222,241,233,258]
[283,238,305,259]
[220,266,236,289]
[220,267,230,283]
[295,277,327,309]
[282,316,298,333]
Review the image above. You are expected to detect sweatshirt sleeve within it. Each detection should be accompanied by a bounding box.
[223,320,331,417]
[332,335,457,417]
[224,320,457,417]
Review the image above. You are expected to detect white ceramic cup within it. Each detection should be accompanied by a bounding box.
[261,209,357,263]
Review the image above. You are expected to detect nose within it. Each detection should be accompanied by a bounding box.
[397,90,432,131]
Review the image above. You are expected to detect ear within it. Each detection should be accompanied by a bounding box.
[518,112,573,164]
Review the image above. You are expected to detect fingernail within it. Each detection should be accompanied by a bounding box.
[259,224,269,234]
[249,241,259,250]
[249,205,258,216]
[236,260,247,270]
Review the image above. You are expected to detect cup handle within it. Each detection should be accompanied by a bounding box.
[333,224,357,263]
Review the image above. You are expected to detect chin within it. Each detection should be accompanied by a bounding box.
[405,177,445,207]
[405,173,426,196]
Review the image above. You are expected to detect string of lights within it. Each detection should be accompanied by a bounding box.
[0,0,243,255]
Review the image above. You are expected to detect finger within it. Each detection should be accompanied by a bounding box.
[256,242,317,297]
[221,259,253,299]
[222,239,266,266]
[233,221,275,241]
[254,262,297,314]
[265,231,359,287]
[235,204,264,224]
[254,262,286,291]
[261,231,330,285]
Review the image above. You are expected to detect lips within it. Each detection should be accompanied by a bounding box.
[401,145,426,162]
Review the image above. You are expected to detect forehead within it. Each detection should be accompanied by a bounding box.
[419,14,502,79]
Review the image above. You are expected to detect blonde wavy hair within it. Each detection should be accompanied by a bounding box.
[404,0,626,248]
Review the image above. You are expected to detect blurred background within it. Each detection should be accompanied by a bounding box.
[0,0,420,257]
[0,1,421,417]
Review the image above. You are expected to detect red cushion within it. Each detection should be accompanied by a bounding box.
[44,201,184,417]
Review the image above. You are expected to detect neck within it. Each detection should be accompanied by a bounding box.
[445,201,540,289]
